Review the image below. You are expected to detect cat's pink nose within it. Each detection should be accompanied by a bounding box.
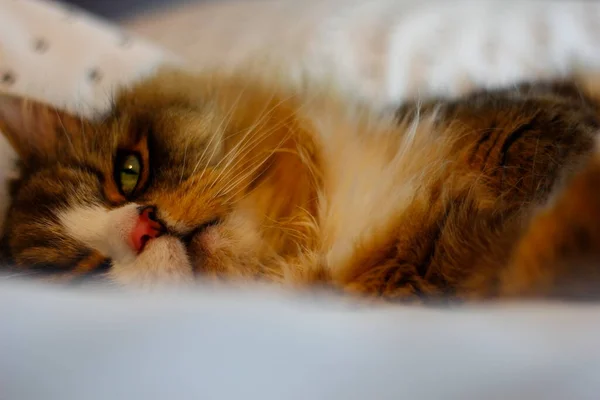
[130,206,165,253]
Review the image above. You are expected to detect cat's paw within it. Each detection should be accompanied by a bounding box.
[500,145,600,300]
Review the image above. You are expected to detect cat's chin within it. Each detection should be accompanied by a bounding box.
[186,225,227,275]
[107,235,194,288]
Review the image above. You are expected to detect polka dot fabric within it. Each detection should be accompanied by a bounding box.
[0,0,172,117]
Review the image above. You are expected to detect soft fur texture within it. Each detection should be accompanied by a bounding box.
[2,69,600,300]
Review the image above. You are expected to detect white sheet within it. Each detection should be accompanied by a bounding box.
[1,281,600,400]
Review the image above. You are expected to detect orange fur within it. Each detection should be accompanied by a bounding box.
[2,70,600,300]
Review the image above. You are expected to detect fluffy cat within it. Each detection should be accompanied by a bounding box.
[1,69,600,300]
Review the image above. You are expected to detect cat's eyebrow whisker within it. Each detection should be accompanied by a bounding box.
[209,93,293,185]
[217,91,298,165]
[216,150,275,198]
[214,117,297,192]
[212,117,293,191]
[217,145,283,199]
[212,89,320,191]
[216,89,281,163]
[294,205,320,231]
[217,95,309,182]
[78,115,89,151]
[209,126,275,193]
[207,126,260,190]
[214,96,321,199]
[530,136,541,196]
[217,159,269,199]
[195,81,259,178]
[55,109,75,154]
[180,139,189,184]
[217,131,294,200]
[393,102,423,163]
[190,87,250,180]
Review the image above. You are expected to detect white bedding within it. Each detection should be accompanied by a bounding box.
[128,0,600,104]
[2,281,600,400]
[2,1,600,398]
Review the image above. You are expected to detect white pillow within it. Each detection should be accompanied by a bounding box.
[127,0,600,104]
[0,0,171,115]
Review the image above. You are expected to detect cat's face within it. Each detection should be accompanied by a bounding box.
[0,71,319,287]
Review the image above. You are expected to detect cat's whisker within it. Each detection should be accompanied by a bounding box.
[78,115,89,151]
[8,67,598,301]
[219,103,317,197]
[179,139,189,184]
[224,89,314,170]
[530,136,541,196]
[219,144,296,203]
[209,126,264,190]
[210,120,292,194]
[208,89,280,173]
[54,109,75,153]
[191,86,253,185]
[216,127,296,197]
[218,97,310,179]
[295,205,320,230]
[263,212,315,241]
[394,103,429,166]
[217,152,276,198]
[203,84,251,166]
[214,123,292,190]
[190,94,246,179]
[218,155,279,201]
[210,94,296,187]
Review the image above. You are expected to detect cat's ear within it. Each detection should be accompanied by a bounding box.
[0,93,83,164]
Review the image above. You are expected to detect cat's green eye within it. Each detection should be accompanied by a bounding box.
[118,154,142,195]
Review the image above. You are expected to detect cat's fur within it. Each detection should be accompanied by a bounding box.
[1,69,600,300]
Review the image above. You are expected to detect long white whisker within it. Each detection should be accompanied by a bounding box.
[213,115,298,194]
[218,130,294,199]
[55,109,75,153]
[210,93,294,187]
[190,83,250,180]
[179,139,189,184]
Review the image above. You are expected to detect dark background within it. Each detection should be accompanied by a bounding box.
[61,0,200,20]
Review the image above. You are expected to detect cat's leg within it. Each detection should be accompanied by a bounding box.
[498,71,600,299]
[339,80,600,302]
[337,200,514,303]
[500,143,600,299]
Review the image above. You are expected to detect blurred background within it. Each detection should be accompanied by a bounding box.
[63,0,201,20]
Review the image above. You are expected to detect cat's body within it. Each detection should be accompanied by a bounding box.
[2,70,600,300]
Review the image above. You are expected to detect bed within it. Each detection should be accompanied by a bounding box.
[2,1,600,398]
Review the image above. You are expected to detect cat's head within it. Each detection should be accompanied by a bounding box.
[0,70,321,287]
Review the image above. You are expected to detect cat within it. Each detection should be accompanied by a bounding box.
[1,68,600,300]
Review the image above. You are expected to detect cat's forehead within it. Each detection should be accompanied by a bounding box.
[102,102,226,170]
[109,100,223,137]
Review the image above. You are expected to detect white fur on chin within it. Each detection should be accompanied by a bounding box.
[59,203,194,287]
